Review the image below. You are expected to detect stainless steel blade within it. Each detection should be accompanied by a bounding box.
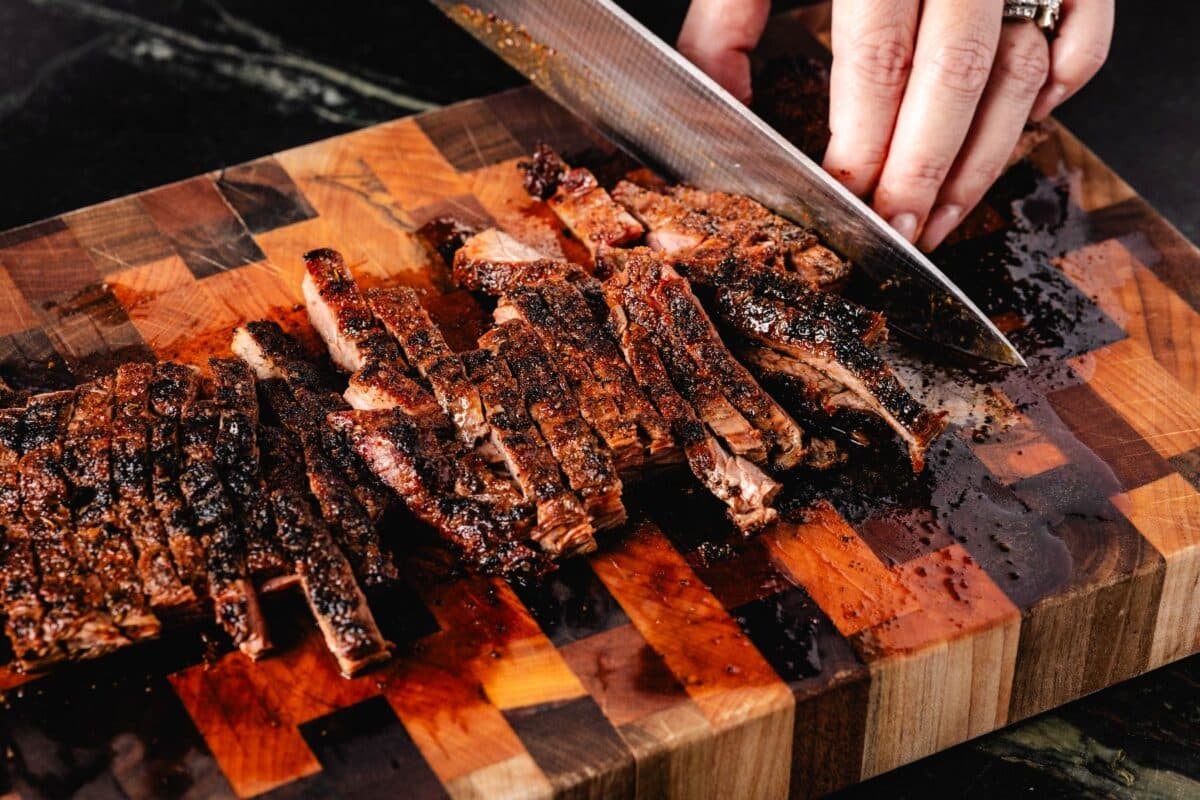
[433,0,1026,367]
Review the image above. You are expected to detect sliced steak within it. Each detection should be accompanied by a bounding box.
[61,379,160,641]
[209,358,289,580]
[716,287,947,472]
[259,426,390,677]
[480,320,626,530]
[302,248,404,373]
[452,229,585,295]
[365,287,488,445]
[178,397,270,658]
[461,349,596,557]
[20,392,128,658]
[329,408,546,576]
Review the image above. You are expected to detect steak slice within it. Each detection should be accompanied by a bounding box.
[302,248,404,373]
[461,349,596,557]
[518,145,643,258]
[232,320,394,524]
[147,363,210,594]
[452,229,585,295]
[667,186,851,288]
[178,397,270,658]
[365,287,488,445]
[732,268,886,345]
[480,320,626,530]
[329,408,546,576]
[61,379,160,641]
[20,392,128,658]
[604,302,780,532]
[112,363,197,612]
[716,287,947,472]
[0,408,59,668]
[496,287,643,473]
[259,426,390,677]
[257,378,399,588]
[210,357,289,580]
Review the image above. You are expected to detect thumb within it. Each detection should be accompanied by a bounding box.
[677,0,771,104]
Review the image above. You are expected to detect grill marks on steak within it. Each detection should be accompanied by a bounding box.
[303,248,403,373]
[112,364,197,612]
[259,426,389,677]
[461,349,595,556]
[480,320,627,530]
[365,287,488,445]
[19,392,128,658]
[61,379,160,641]
[177,394,270,658]
[453,229,585,295]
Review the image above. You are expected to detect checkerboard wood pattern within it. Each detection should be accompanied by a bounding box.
[1,19,1199,800]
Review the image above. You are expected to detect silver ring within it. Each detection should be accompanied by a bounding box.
[1003,0,1062,33]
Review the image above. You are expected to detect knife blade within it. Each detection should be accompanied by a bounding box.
[433,0,1026,367]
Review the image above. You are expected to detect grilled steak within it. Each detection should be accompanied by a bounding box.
[480,320,627,530]
[259,425,390,676]
[210,358,288,580]
[303,248,404,373]
[112,363,197,612]
[20,392,128,657]
[519,145,643,258]
[329,408,545,576]
[61,379,160,641]
[177,395,270,658]
[461,349,596,556]
[146,363,209,594]
[715,287,947,471]
[453,229,585,295]
[365,287,488,445]
[0,408,59,669]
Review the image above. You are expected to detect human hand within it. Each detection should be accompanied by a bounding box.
[677,0,1114,250]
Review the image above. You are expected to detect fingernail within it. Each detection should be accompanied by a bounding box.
[889,213,919,243]
[918,204,962,251]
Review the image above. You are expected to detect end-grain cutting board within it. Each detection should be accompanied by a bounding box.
[1,14,1199,800]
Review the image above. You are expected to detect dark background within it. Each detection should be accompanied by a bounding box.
[1,1,1197,797]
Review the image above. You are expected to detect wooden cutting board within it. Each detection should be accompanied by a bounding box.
[2,14,1199,800]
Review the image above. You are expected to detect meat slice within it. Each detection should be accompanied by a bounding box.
[519,145,643,257]
[604,302,780,532]
[112,364,197,612]
[480,320,626,530]
[147,363,209,594]
[0,408,59,668]
[232,320,394,524]
[496,287,643,472]
[532,280,678,464]
[329,408,546,576]
[632,257,809,470]
[461,349,595,556]
[259,426,390,676]
[258,378,399,588]
[302,248,403,373]
[210,358,289,580]
[61,379,160,641]
[603,253,766,463]
[177,396,270,658]
[19,392,128,658]
[716,287,947,471]
[667,186,851,287]
[365,287,487,444]
[452,229,585,295]
[733,268,886,345]
[611,180,712,258]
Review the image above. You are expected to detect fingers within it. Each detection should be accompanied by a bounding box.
[677,0,771,104]
[871,0,1004,243]
[918,22,1049,249]
[1031,0,1114,120]
[822,0,921,196]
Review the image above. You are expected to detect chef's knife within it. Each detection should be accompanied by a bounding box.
[433,0,1026,367]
